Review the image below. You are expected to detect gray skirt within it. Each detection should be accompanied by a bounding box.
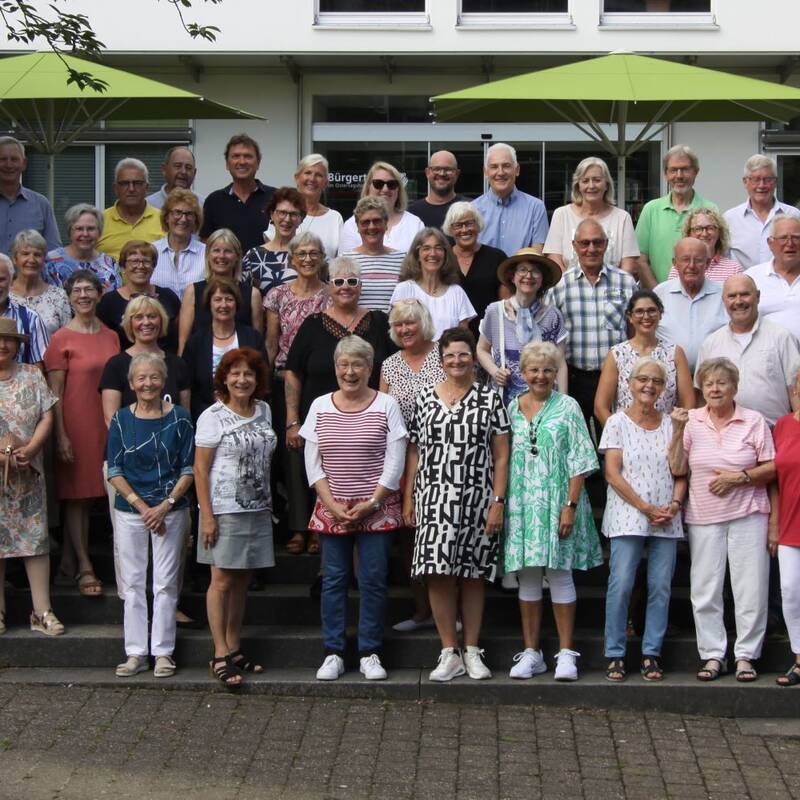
[197,510,275,569]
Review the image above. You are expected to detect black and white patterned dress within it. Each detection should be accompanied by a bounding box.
[410,382,510,581]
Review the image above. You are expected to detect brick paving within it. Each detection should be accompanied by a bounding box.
[0,685,799,800]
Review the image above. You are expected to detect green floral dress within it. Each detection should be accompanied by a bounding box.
[503,391,602,574]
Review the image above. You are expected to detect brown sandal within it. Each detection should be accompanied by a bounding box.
[77,570,102,597]
[286,533,305,554]
[306,534,320,555]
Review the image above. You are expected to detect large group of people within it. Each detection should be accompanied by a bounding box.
[2,130,800,693]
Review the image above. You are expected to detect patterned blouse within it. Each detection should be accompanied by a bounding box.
[263,283,328,369]
[45,247,121,293]
[611,338,678,414]
[242,246,297,297]
[381,347,447,426]
[10,284,71,336]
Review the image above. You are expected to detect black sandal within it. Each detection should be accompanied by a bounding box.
[776,662,800,687]
[229,649,264,674]
[209,656,241,689]
[641,656,664,682]
[697,658,726,681]
[606,659,626,682]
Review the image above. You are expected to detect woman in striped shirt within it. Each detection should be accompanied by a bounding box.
[300,335,408,683]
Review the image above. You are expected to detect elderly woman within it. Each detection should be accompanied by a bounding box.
[390,228,476,339]
[243,187,307,297]
[670,357,776,682]
[264,232,328,554]
[503,342,600,682]
[768,369,800,686]
[151,188,206,299]
[595,289,694,427]
[285,256,396,551]
[342,197,406,312]
[600,357,687,683]
[182,276,265,422]
[404,327,510,682]
[45,270,120,595]
[97,240,181,353]
[544,156,639,276]
[178,229,262,354]
[10,229,71,336]
[667,207,743,283]
[380,299,446,632]
[478,250,566,406]
[293,153,344,260]
[195,347,276,688]
[0,318,62,636]
[301,336,407,681]
[444,202,508,339]
[338,161,424,255]
[107,353,194,678]
[100,296,190,427]
[45,203,121,292]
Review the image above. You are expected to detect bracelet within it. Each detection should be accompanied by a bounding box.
[493,496,506,504]
[369,497,382,511]
[286,420,300,429]
[669,499,682,507]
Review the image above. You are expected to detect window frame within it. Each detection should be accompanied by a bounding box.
[457,0,574,29]
[599,0,716,29]
[314,0,430,29]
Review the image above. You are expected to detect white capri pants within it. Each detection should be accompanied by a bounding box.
[688,512,769,662]
[115,509,188,658]
[516,567,576,604]
[779,544,800,655]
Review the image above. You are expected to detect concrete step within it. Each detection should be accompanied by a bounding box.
[1,665,798,718]
[0,623,792,672]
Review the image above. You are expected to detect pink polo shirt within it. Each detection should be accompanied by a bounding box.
[683,404,774,525]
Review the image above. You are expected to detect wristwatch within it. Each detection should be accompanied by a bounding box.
[493,496,506,504]
[564,500,577,509]
[741,470,752,484]
[370,497,382,512]
[166,496,176,507]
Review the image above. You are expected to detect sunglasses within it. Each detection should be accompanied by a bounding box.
[371,179,399,191]
[331,277,361,288]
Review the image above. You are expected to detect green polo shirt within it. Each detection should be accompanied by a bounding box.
[98,202,164,261]
[635,191,717,283]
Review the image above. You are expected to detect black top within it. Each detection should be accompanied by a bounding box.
[182,322,266,422]
[200,180,276,252]
[457,244,506,339]
[191,278,255,331]
[98,351,190,408]
[407,195,467,230]
[285,310,397,420]
[96,287,181,354]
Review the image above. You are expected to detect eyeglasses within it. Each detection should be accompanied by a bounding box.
[746,175,777,185]
[428,167,456,176]
[574,238,606,248]
[633,375,666,387]
[442,353,472,363]
[689,224,718,234]
[274,209,303,220]
[419,245,445,254]
[666,166,695,176]
[357,218,385,228]
[675,256,708,266]
[295,250,322,261]
[451,221,476,231]
[770,234,800,246]
[515,267,541,277]
[371,179,399,191]
[170,209,196,219]
[331,277,361,288]
[69,286,98,296]
[125,258,153,267]
[117,180,146,189]
[630,308,661,318]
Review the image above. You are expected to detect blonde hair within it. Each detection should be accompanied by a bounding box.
[121,295,169,343]
[696,357,739,390]
[388,299,435,345]
[681,207,730,256]
[204,228,242,280]
[295,153,329,178]
[571,157,615,206]
[519,340,561,372]
[360,161,408,214]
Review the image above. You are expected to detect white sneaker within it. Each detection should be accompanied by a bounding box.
[464,646,492,680]
[554,649,580,682]
[509,648,547,679]
[429,647,466,682]
[316,654,345,681]
[392,616,434,632]
[359,653,388,680]
[501,573,519,590]
[115,655,149,677]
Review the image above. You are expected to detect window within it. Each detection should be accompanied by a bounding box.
[604,0,709,9]
[458,0,573,28]
[314,95,431,124]
[600,0,715,27]
[462,0,567,10]
[315,0,429,27]
[319,0,423,9]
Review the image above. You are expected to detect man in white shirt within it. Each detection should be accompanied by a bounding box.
[724,154,800,269]
[146,146,204,209]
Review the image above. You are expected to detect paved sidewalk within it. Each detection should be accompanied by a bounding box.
[1,685,799,800]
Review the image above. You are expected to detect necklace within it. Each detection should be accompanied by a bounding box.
[442,381,471,408]
[329,309,359,332]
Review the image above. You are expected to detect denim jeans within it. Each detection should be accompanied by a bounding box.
[320,532,393,657]
[604,535,677,659]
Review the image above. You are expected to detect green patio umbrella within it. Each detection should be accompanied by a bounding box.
[0,52,263,201]
[433,52,800,207]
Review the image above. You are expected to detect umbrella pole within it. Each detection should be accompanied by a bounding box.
[46,101,55,204]
[616,101,628,211]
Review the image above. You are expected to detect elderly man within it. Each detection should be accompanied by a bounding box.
[695,274,800,427]
[407,150,465,229]
[743,216,800,343]
[0,136,60,255]
[97,158,163,260]
[724,154,800,269]
[146,146,205,209]
[200,133,275,251]
[655,238,728,371]
[0,253,47,366]
[636,145,717,287]
[472,142,548,256]
[550,218,636,436]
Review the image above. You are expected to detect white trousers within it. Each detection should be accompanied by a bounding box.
[688,512,769,662]
[114,509,188,657]
[779,544,800,655]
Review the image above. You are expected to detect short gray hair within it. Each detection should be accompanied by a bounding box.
[0,136,24,157]
[663,144,699,172]
[295,153,329,177]
[486,142,517,167]
[767,215,800,238]
[114,157,149,184]
[743,153,776,178]
[354,195,388,221]
[328,256,361,280]
[388,299,436,345]
[127,351,168,383]
[288,231,325,259]
[0,252,14,277]
[696,357,739,390]
[333,335,374,368]
[519,340,561,372]
[442,201,484,236]
[65,203,103,236]
[11,229,46,260]
[629,356,667,383]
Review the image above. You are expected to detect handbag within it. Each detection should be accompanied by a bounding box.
[0,433,26,494]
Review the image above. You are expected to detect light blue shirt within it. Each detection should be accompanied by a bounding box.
[1,297,49,365]
[146,184,205,209]
[724,199,800,269]
[0,185,61,255]
[472,187,549,257]
[151,235,206,299]
[654,277,729,371]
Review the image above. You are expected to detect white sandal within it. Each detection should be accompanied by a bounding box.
[154,655,177,678]
[30,609,64,636]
